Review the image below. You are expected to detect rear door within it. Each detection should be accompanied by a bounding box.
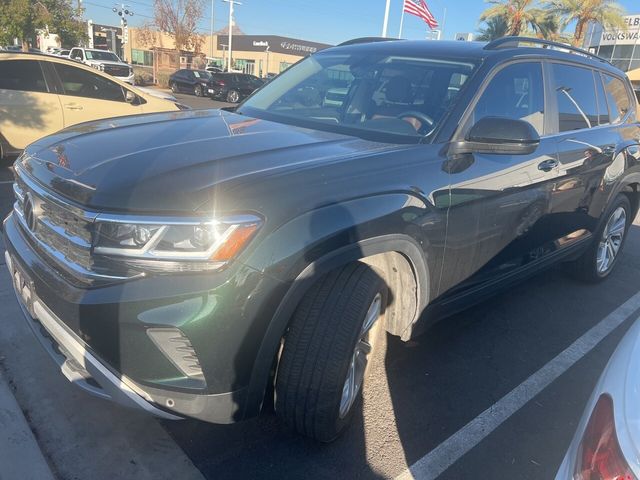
[50,61,143,127]
[441,60,560,295]
[0,58,63,151]
[549,63,623,241]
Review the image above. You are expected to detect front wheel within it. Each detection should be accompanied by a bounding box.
[170,82,178,94]
[570,194,631,282]
[275,262,387,442]
[194,84,203,97]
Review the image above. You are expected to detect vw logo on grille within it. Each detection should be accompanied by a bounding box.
[23,193,38,232]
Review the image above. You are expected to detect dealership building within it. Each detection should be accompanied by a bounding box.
[584,14,640,72]
[124,25,331,77]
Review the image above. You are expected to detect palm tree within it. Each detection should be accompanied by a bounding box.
[480,0,547,37]
[533,12,572,42]
[544,0,626,46]
[477,16,510,41]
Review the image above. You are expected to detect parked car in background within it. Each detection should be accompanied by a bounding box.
[57,49,71,58]
[206,66,223,73]
[556,317,640,479]
[69,47,134,84]
[208,72,264,103]
[168,69,215,97]
[0,52,183,159]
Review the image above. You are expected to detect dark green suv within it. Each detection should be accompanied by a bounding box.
[4,37,640,442]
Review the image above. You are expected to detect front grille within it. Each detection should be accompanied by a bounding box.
[12,170,129,284]
[104,65,131,77]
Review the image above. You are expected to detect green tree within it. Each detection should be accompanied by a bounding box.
[477,15,509,41]
[0,0,86,50]
[544,0,626,46]
[480,0,547,37]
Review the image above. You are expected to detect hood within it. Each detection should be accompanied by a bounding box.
[20,109,400,213]
[135,86,178,102]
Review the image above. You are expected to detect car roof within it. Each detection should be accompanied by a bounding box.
[327,38,625,77]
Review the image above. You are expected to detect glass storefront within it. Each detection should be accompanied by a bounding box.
[585,15,640,72]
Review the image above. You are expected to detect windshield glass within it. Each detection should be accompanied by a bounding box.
[86,50,121,62]
[193,70,212,79]
[240,52,476,141]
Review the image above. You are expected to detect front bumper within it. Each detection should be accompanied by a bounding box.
[116,72,135,85]
[5,250,180,419]
[2,211,280,424]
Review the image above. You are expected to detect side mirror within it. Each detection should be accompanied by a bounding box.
[450,117,540,156]
[125,90,137,104]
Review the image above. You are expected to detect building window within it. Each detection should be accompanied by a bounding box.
[279,62,293,73]
[131,49,153,66]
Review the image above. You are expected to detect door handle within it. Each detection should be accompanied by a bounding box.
[64,104,83,111]
[537,159,558,172]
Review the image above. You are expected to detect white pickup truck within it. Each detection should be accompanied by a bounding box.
[69,47,135,85]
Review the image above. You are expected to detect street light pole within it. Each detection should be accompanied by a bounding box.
[222,0,241,72]
[210,0,214,60]
[382,0,391,37]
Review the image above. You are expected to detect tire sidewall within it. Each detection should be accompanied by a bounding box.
[314,279,388,442]
[194,84,202,96]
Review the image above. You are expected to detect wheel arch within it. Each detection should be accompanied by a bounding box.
[242,234,430,419]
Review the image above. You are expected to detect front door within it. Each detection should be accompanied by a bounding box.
[441,61,559,295]
[50,61,143,128]
[0,59,64,151]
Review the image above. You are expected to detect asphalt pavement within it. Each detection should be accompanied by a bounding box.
[1,101,640,479]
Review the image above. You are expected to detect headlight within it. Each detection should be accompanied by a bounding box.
[98,64,105,71]
[93,214,262,272]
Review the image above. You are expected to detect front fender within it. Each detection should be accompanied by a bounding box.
[240,193,446,418]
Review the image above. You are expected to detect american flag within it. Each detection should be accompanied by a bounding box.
[404,0,439,29]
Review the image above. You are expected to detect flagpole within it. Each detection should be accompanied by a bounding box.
[440,7,446,40]
[382,0,391,37]
[399,1,406,39]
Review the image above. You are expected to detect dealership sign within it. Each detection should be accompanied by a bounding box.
[597,15,640,45]
[218,35,330,55]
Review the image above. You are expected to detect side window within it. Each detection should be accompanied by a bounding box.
[71,49,84,61]
[595,72,610,125]
[53,63,125,102]
[0,60,48,93]
[470,62,545,135]
[551,63,599,132]
[601,73,630,124]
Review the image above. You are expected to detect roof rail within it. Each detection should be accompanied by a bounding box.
[484,36,612,66]
[337,37,403,47]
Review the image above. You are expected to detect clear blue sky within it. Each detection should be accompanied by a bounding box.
[81,0,640,45]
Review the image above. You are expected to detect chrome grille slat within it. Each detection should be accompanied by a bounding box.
[11,167,131,283]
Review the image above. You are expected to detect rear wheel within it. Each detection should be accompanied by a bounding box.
[226,89,240,103]
[570,194,631,282]
[275,262,387,442]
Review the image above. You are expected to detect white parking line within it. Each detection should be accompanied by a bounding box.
[0,181,14,184]
[396,291,640,480]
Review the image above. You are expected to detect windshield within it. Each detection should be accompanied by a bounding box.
[86,50,121,62]
[193,71,212,79]
[240,52,476,141]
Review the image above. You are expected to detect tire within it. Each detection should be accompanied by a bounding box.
[226,89,240,103]
[570,194,631,282]
[194,84,203,97]
[170,82,178,94]
[275,262,388,442]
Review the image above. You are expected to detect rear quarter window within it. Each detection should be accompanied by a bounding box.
[601,73,631,123]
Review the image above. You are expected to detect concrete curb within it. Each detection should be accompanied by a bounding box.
[0,371,55,480]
